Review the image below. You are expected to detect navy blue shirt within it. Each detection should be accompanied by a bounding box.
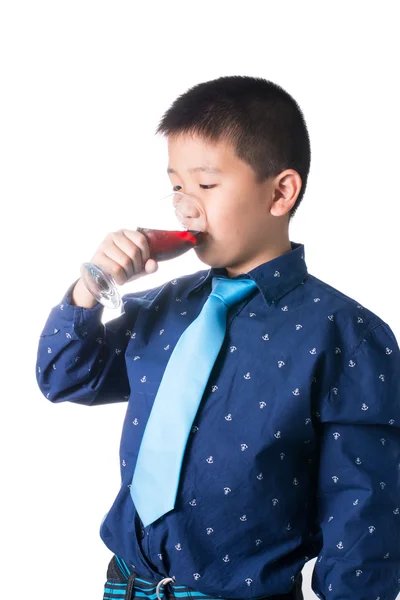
[36,242,400,600]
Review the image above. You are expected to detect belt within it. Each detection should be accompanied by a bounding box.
[103,555,221,600]
[103,554,303,600]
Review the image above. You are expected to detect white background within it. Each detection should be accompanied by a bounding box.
[1,2,399,599]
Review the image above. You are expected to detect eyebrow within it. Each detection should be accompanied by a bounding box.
[167,166,222,175]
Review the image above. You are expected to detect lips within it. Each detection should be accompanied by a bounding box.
[193,231,208,245]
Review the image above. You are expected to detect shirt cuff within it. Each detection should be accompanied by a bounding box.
[39,278,105,339]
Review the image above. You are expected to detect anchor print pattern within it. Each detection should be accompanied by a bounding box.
[36,242,400,600]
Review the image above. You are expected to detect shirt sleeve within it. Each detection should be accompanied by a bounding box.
[312,321,400,600]
[35,279,141,406]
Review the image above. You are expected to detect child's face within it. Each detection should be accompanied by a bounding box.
[167,133,298,275]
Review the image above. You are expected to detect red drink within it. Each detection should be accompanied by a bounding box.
[137,228,206,261]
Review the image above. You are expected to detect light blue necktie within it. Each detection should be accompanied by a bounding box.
[130,276,257,527]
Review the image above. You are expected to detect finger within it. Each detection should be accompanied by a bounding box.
[91,251,130,286]
[121,229,150,264]
[101,241,137,283]
[111,231,144,277]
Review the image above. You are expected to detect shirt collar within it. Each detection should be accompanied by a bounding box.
[184,241,308,306]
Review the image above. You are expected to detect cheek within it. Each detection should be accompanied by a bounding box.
[207,194,253,239]
[207,207,240,240]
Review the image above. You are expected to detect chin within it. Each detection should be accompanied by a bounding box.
[194,245,229,269]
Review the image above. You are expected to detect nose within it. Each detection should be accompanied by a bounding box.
[172,193,202,219]
[171,192,207,232]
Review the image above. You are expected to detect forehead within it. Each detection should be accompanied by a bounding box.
[167,133,238,172]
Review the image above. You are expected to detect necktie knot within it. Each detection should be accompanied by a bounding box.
[211,276,258,308]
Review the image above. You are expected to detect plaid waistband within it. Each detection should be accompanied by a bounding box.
[103,555,221,600]
[103,554,303,600]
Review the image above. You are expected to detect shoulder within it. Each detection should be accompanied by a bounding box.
[305,276,400,424]
[303,273,399,351]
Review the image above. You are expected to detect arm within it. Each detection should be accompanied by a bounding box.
[312,322,400,599]
[36,279,142,406]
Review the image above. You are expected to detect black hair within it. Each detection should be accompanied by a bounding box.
[156,75,311,218]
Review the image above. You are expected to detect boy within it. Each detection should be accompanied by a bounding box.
[36,76,400,600]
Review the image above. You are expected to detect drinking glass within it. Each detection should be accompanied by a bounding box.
[80,192,207,309]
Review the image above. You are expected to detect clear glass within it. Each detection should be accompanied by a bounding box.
[80,192,207,309]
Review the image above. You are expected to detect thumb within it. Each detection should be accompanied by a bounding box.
[144,258,159,274]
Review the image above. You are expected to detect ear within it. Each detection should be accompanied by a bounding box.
[270,170,302,217]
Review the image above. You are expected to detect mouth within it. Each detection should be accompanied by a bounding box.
[194,230,207,242]
[192,230,209,248]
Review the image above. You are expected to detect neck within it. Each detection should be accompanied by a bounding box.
[225,239,292,278]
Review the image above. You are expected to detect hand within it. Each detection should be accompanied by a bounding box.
[90,229,158,284]
[71,229,158,308]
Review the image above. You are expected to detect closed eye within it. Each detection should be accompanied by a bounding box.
[173,185,216,191]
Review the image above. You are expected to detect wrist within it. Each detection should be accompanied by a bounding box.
[71,278,99,308]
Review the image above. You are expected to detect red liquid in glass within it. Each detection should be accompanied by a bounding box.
[137,228,206,261]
